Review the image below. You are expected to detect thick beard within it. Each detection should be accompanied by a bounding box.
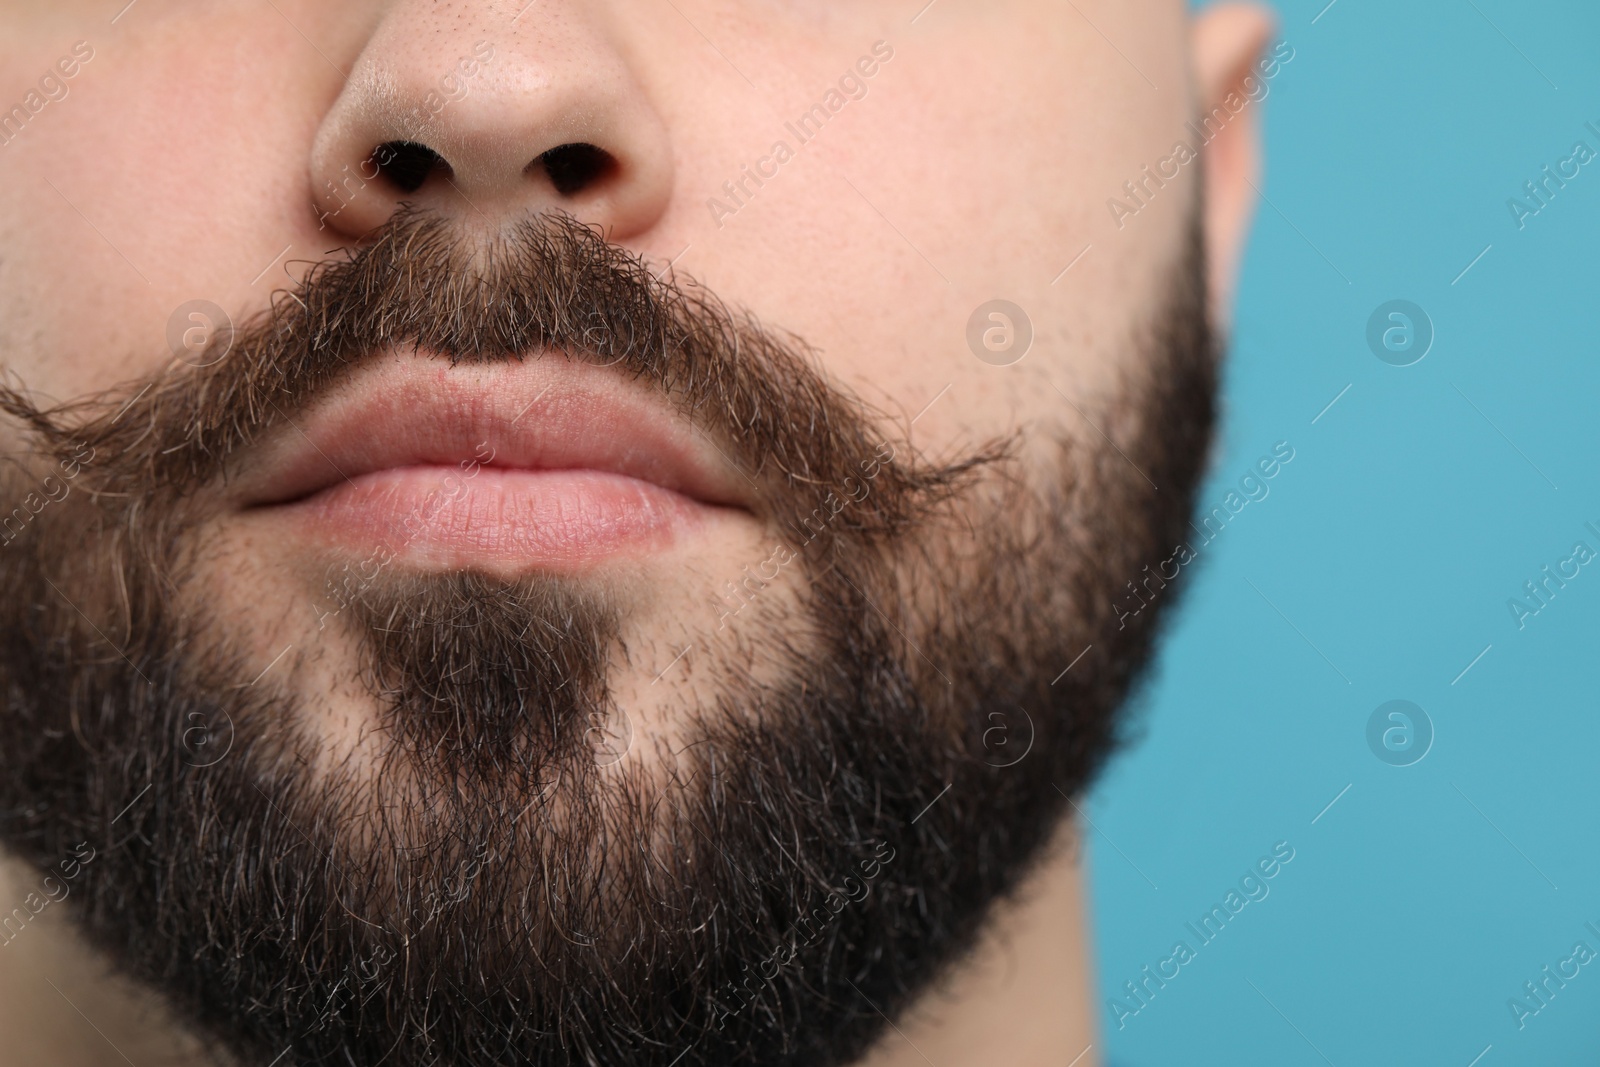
[0,218,1215,1067]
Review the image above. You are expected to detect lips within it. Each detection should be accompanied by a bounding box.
[237,353,753,570]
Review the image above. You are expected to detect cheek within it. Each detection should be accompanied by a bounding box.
[661,9,1189,472]
[0,10,342,400]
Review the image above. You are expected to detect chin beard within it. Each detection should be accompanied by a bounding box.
[0,211,1215,1066]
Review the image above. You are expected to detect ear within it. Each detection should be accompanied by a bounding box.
[1191,3,1276,329]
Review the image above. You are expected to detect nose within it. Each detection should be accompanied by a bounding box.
[308,4,673,240]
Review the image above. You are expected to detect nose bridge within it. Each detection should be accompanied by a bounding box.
[308,1,673,239]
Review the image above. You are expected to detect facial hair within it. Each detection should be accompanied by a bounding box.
[0,208,1216,1066]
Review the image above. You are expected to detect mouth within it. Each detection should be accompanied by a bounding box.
[236,352,755,571]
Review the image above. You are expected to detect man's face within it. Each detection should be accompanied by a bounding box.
[0,2,1239,1065]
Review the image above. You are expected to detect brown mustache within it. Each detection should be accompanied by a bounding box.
[0,209,999,546]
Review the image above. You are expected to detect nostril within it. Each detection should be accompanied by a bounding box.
[534,143,616,197]
[375,140,450,194]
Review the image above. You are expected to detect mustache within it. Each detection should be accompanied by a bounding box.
[0,208,997,541]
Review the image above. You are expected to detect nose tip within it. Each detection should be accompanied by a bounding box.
[308,14,673,240]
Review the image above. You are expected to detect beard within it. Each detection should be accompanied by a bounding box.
[0,208,1216,1067]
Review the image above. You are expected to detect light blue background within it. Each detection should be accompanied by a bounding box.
[1091,2,1600,1065]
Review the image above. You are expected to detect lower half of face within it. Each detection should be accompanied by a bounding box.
[0,210,1212,1067]
[0,3,1207,1063]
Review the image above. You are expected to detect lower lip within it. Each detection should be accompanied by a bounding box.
[283,466,702,569]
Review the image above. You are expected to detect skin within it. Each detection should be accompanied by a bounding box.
[0,1,1272,1063]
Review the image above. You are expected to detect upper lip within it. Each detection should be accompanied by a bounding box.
[233,352,752,511]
